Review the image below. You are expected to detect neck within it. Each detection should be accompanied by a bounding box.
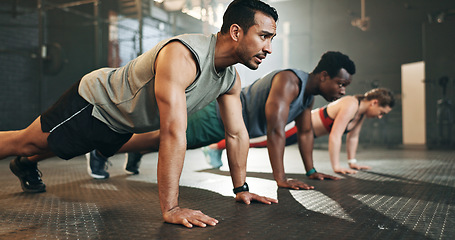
[358,99,369,114]
[305,73,320,95]
[214,32,239,72]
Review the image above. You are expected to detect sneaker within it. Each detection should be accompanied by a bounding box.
[202,147,223,169]
[86,150,110,179]
[9,156,46,193]
[124,152,142,175]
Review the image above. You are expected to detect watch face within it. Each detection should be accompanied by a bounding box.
[233,182,249,194]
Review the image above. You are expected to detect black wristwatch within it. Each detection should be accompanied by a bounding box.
[233,182,249,194]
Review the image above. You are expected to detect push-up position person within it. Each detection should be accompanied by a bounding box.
[0,0,279,228]
[311,88,394,173]
[116,51,356,189]
[204,88,394,174]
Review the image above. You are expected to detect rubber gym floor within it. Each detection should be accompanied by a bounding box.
[0,145,453,239]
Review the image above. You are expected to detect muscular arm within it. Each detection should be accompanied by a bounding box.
[265,71,313,189]
[155,41,217,228]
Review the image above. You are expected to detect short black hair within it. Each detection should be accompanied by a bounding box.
[220,0,279,34]
[312,51,356,78]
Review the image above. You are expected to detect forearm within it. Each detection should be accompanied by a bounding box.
[328,135,342,170]
[267,131,287,184]
[346,136,359,160]
[157,132,186,214]
[226,130,249,188]
[297,132,314,172]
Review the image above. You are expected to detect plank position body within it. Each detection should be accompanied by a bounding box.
[0,0,279,228]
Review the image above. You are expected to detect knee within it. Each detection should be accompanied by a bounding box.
[16,133,49,157]
[17,144,45,157]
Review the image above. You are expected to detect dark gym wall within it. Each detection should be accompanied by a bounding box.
[0,0,209,131]
[0,1,104,130]
[42,2,110,111]
[0,2,40,130]
[423,18,455,147]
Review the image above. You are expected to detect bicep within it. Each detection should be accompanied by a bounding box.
[154,42,197,130]
[265,72,299,128]
[295,100,314,134]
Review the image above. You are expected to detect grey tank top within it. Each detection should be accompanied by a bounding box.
[238,69,314,138]
[78,34,236,133]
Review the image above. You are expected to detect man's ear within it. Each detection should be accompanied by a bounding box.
[371,99,379,106]
[320,71,329,81]
[230,24,241,41]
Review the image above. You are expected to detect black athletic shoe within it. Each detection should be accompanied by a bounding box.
[86,150,110,179]
[9,156,46,193]
[124,152,142,175]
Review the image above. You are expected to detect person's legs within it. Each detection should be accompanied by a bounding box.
[201,145,223,169]
[118,131,160,175]
[86,150,110,179]
[124,152,143,175]
[0,116,51,160]
[118,131,161,153]
[203,124,298,168]
[84,116,133,179]
[123,101,226,172]
[185,102,225,169]
[0,116,52,193]
[10,156,46,193]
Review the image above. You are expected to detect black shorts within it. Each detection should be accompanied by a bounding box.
[41,80,132,160]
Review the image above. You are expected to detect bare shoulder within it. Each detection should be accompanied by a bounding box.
[328,95,356,107]
[272,70,300,93]
[339,95,359,105]
[274,70,299,83]
[155,40,197,75]
[337,96,360,115]
[158,41,196,64]
[328,96,359,117]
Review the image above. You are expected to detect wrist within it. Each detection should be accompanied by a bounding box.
[306,167,317,176]
[233,182,249,194]
[348,158,357,164]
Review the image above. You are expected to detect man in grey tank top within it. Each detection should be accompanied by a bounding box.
[1,0,279,228]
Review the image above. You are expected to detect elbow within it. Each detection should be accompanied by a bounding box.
[328,134,341,144]
[301,129,313,138]
[226,128,249,142]
[268,129,286,142]
[160,125,186,147]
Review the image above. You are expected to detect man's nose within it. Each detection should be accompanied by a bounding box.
[264,40,272,54]
[340,88,346,95]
